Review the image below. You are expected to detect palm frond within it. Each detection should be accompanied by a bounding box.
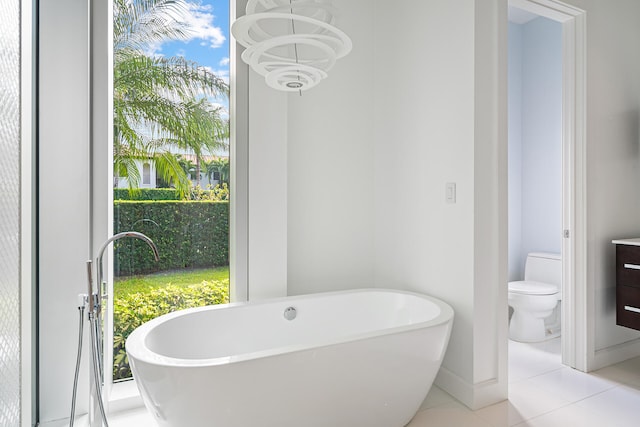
[115,53,228,100]
[114,153,143,192]
[114,0,191,54]
[153,151,192,198]
[113,0,230,197]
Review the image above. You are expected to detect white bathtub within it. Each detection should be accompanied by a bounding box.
[126,288,454,427]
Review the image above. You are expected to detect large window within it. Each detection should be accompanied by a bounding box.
[110,0,231,383]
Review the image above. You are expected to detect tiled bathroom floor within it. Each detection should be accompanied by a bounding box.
[408,338,640,427]
[110,338,640,427]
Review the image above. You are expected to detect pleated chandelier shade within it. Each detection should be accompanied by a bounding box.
[231,0,352,92]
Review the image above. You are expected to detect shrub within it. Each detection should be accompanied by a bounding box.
[114,200,229,275]
[115,184,229,201]
[113,279,229,381]
[189,183,229,201]
[114,188,182,200]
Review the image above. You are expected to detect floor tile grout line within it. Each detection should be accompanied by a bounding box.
[508,365,566,384]
[510,385,634,427]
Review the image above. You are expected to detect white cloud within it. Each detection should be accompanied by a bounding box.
[219,57,230,66]
[145,2,226,55]
[183,3,226,49]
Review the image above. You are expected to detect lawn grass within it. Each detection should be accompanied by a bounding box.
[114,266,229,297]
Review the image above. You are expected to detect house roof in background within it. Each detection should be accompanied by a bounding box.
[178,154,228,163]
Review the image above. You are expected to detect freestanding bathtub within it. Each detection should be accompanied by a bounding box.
[126,288,454,427]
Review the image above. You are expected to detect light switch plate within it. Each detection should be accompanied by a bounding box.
[446,183,456,204]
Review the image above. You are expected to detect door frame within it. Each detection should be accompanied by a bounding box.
[507,0,587,371]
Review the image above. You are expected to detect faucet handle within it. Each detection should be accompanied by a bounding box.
[77,293,89,309]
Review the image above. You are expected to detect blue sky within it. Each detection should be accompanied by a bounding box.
[149,0,230,112]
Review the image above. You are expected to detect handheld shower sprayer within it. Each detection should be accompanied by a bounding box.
[70,231,159,427]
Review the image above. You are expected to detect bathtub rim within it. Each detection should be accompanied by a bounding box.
[126,288,454,368]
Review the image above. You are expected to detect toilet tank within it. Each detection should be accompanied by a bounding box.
[524,252,562,288]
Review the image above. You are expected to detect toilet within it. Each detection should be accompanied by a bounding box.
[508,252,561,342]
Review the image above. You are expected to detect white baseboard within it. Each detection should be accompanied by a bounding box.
[434,366,507,411]
[591,337,640,371]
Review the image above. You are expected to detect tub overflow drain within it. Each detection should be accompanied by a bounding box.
[284,306,297,321]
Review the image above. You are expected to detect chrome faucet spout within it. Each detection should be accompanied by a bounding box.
[96,231,160,289]
[97,231,160,266]
[91,231,160,314]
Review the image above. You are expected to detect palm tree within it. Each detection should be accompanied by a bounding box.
[177,155,196,179]
[113,0,229,197]
[205,156,229,186]
[178,98,229,187]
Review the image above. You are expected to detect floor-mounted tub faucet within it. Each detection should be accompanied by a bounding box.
[71,231,159,427]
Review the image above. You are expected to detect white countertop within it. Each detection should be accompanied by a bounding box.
[612,238,640,246]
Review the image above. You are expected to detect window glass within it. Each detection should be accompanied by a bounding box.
[112,0,230,382]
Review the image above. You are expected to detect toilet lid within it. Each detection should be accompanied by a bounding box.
[508,280,558,295]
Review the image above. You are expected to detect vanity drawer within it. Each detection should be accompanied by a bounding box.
[616,245,640,288]
[617,285,640,330]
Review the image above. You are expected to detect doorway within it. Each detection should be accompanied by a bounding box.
[508,4,563,365]
[506,0,587,375]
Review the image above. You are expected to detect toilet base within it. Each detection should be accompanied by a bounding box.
[510,310,545,342]
[509,310,561,343]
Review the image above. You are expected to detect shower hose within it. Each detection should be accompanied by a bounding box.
[69,299,110,427]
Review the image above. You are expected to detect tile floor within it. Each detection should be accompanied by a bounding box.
[110,338,640,427]
[407,338,640,427]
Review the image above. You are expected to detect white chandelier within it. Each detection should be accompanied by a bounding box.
[231,0,352,92]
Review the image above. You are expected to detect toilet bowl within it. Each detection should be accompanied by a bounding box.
[508,253,561,342]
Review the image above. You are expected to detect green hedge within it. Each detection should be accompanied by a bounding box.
[113,280,229,380]
[114,187,221,201]
[114,200,229,275]
[114,188,182,200]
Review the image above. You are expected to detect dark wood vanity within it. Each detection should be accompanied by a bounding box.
[613,239,640,331]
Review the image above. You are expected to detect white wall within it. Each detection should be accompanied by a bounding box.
[471,0,508,407]
[287,0,376,295]
[508,17,562,281]
[520,17,563,264]
[372,0,478,400]
[247,72,288,300]
[283,0,508,409]
[39,0,91,421]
